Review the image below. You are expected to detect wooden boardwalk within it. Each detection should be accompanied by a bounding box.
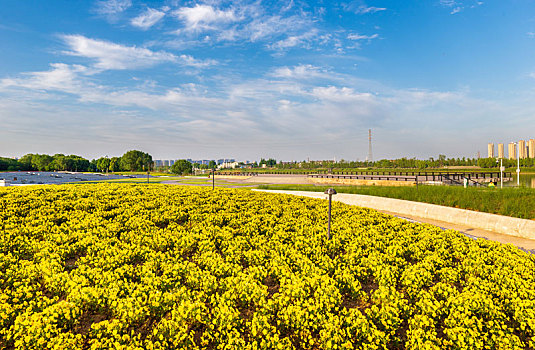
[308,171,513,185]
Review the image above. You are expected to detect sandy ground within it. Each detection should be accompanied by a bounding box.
[220,174,313,185]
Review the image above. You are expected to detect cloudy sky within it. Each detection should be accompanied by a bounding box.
[1,0,535,161]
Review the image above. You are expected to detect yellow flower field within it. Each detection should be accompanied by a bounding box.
[0,184,534,349]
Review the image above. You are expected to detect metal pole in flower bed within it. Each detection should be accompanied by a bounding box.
[324,188,337,239]
[212,168,215,190]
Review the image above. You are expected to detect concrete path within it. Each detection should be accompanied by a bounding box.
[253,189,535,252]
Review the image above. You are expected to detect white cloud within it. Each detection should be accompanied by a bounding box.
[343,3,387,14]
[179,54,218,68]
[3,62,529,160]
[440,1,482,14]
[355,6,387,14]
[269,30,318,50]
[0,63,87,93]
[174,5,237,31]
[440,0,457,6]
[311,86,374,102]
[131,8,166,30]
[347,33,379,40]
[95,0,132,15]
[167,2,320,52]
[60,35,216,70]
[440,1,463,14]
[271,65,331,79]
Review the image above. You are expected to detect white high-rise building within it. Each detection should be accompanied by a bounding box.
[487,143,494,158]
[508,142,517,160]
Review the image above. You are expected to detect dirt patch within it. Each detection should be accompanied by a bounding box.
[388,318,409,349]
[263,276,280,298]
[135,316,160,341]
[361,279,379,295]
[74,311,110,336]
[341,280,377,311]
[64,251,87,271]
[341,294,361,309]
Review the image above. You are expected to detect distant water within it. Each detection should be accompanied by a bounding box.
[0,171,147,185]
[503,173,535,188]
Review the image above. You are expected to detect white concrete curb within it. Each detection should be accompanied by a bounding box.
[252,189,535,239]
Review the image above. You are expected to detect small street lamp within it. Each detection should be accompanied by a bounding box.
[212,167,215,190]
[147,161,152,184]
[324,188,337,239]
[514,142,520,186]
[496,158,504,188]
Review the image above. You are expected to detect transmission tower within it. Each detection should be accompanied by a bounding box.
[367,129,373,162]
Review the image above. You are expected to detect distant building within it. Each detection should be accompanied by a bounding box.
[219,161,239,169]
[163,160,170,166]
[487,143,494,158]
[498,143,504,159]
[530,139,535,158]
[519,140,528,159]
[508,142,517,160]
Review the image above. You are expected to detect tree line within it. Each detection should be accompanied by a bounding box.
[0,150,153,172]
[5,152,530,173]
[274,155,479,169]
[477,157,535,168]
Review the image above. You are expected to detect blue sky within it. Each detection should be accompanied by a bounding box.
[2,0,535,161]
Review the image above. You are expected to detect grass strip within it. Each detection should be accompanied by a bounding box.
[256,184,535,220]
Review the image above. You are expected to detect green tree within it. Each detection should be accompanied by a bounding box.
[95,157,111,172]
[120,150,153,172]
[69,156,90,172]
[51,154,67,171]
[0,157,25,171]
[32,154,54,171]
[19,154,35,170]
[208,160,216,169]
[171,159,193,175]
[266,158,277,167]
[109,157,121,172]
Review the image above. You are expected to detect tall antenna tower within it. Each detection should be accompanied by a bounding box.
[367,129,373,162]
